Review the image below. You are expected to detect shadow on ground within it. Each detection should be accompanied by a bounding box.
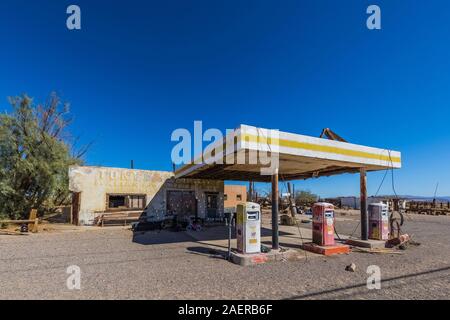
[132,225,293,246]
[185,246,228,259]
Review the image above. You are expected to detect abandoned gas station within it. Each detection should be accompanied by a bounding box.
[174,124,401,255]
[69,124,401,262]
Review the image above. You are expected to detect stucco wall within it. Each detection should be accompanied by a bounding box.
[224,185,247,209]
[69,166,224,225]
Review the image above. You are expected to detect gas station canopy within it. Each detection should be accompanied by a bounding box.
[175,125,401,182]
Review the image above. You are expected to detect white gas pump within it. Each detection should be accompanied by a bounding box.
[369,202,390,240]
[236,202,261,254]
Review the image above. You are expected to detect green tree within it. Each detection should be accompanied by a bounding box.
[0,93,85,219]
[295,190,318,206]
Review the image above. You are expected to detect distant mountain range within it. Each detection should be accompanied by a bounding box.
[375,195,450,202]
[334,195,450,202]
[395,195,450,202]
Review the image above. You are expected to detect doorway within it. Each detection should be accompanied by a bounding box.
[205,192,219,221]
[71,192,81,226]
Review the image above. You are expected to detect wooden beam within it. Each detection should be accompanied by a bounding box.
[271,168,279,250]
[360,168,368,240]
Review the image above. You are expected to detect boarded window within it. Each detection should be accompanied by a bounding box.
[129,195,145,209]
[107,194,146,211]
[236,194,242,201]
[109,195,126,208]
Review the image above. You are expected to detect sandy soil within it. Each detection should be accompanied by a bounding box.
[0,213,449,300]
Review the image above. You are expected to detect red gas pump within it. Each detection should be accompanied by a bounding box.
[312,202,335,246]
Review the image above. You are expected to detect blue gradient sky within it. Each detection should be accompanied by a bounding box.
[1,0,449,197]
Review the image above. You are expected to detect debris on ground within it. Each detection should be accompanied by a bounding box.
[261,245,270,253]
[386,234,411,249]
[20,224,28,233]
[187,222,202,231]
[345,263,356,272]
[280,214,296,226]
[352,247,403,255]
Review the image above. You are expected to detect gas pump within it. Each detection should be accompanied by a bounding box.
[312,202,335,246]
[236,202,261,254]
[369,202,389,240]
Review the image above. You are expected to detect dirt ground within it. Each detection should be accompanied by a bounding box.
[0,212,449,300]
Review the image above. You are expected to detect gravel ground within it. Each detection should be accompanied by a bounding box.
[0,213,449,300]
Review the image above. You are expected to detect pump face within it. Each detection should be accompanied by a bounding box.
[247,211,259,220]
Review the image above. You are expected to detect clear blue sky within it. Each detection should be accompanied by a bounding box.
[1,0,449,197]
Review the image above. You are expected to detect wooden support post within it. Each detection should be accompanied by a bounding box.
[28,209,37,232]
[272,169,279,250]
[360,168,368,240]
[32,218,39,233]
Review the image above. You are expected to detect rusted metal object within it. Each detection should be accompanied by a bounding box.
[319,128,347,142]
[386,233,411,249]
[389,210,404,238]
[406,200,450,216]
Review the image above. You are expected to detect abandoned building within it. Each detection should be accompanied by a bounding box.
[68,166,224,226]
[224,185,247,209]
[68,124,401,249]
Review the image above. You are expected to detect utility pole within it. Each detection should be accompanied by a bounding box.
[287,182,297,217]
[433,182,439,208]
[249,181,254,202]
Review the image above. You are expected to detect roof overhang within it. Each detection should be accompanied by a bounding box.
[175,125,401,182]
